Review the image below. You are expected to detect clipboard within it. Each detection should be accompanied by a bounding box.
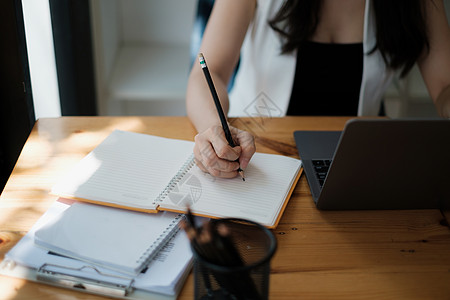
[0,259,188,300]
[0,200,193,299]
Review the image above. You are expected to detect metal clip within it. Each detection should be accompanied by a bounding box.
[37,263,134,297]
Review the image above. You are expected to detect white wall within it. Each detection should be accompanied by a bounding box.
[90,0,197,115]
[119,0,196,46]
[90,0,121,115]
[22,0,61,119]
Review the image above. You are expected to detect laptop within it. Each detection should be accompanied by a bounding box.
[294,119,450,210]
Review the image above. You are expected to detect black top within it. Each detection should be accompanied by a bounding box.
[287,41,363,116]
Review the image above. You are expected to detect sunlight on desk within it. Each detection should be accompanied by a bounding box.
[1,117,449,300]
[0,276,25,299]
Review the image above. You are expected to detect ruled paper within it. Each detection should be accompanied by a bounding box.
[51,130,194,210]
[159,152,302,227]
[50,130,302,227]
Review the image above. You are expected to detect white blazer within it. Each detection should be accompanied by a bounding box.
[228,0,395,117]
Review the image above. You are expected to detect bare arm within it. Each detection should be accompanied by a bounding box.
[186,0,256,131]
[417,0,450,118]
[186,0,257,178]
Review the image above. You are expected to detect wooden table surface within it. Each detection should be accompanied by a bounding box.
[0,116,449,299]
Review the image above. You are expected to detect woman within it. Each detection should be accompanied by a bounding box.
[186,0,450,179]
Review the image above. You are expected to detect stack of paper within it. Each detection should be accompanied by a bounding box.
[0,200,193,299]
[34,202,183,275]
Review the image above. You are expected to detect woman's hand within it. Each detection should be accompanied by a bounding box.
[193,125,256,178]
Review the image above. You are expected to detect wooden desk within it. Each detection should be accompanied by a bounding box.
[1,116,449,299]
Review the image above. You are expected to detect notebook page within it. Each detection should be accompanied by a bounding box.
[159,152,301,227]
[51,130,194,210]
[34,202,183,276]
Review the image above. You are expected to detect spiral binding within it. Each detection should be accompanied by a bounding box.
[135,214,184,266]
[152,154,196,205]
[135,154,195,270]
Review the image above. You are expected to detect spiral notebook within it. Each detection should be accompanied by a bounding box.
[50,130,302,228]
[34,201,183,276]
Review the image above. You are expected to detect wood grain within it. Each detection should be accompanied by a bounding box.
[1,116,449,300]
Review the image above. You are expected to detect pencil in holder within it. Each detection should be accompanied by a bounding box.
[191,218,277,300]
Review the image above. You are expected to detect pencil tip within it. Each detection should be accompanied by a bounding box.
[238,168,245,181]
[198,53,204,58]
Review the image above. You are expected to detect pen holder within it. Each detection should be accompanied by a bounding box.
[192,218,277,300]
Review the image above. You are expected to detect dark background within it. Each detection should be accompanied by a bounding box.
[0,0,96,194]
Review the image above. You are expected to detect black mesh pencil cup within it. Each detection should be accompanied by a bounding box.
[191,218,277,300]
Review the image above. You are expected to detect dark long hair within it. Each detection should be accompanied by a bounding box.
[268,0,430,77]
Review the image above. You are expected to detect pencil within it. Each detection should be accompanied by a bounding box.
[185,207,197,232]
[198,53,245,181]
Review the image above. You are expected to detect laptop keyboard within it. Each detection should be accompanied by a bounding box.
[312,159,332,187]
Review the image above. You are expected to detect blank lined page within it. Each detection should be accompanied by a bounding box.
[159,152,302,227]
[51,130,194,210]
